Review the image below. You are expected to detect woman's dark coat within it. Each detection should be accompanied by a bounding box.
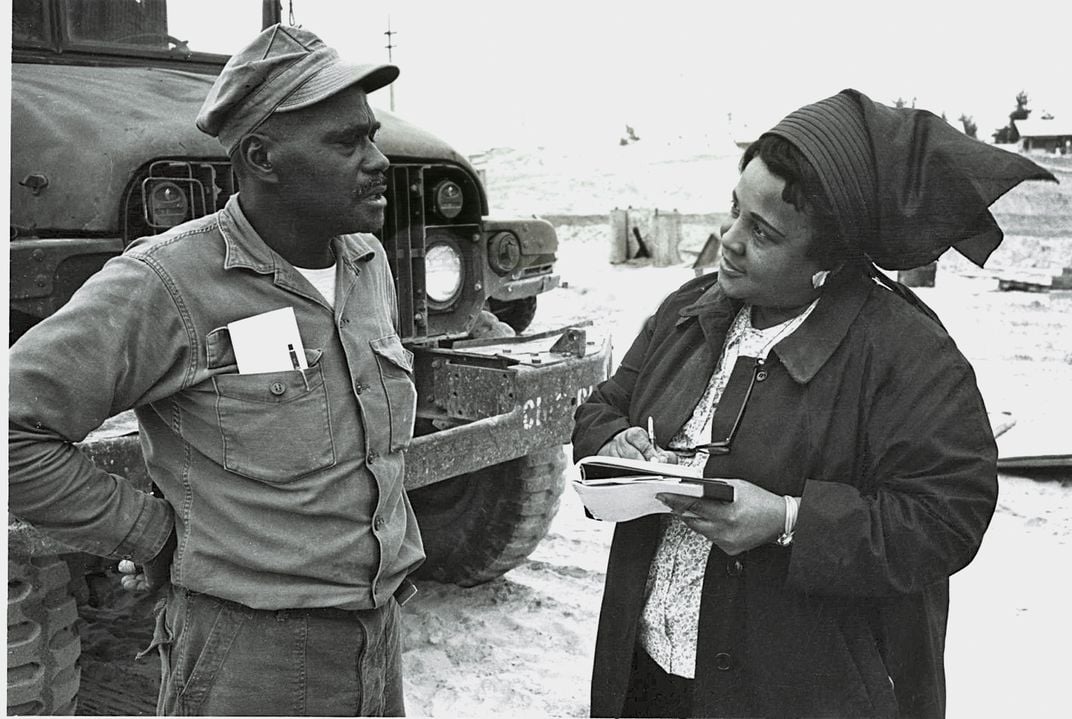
[572,269,998,718]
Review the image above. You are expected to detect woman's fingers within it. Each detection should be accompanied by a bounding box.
[659,481,787,554]
[596,426,689,464]
[621,427,654,458]
[651,449,680,465]
[598,427,654,462]
[658,493,717,519]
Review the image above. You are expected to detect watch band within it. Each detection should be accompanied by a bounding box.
[776,495,798,546]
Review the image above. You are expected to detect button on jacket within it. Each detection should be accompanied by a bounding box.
[573,269,998,718]
[9,194,424,610]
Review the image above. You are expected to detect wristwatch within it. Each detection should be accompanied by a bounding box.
[775,495,799,547]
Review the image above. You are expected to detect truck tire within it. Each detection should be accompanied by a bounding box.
[488,296,538,334]
[7,554,81,715]
[409,447,567,587]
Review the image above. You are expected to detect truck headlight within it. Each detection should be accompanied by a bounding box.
[487,232,521,274]
[425,240,463,307]
[433,179,464,220]
[146,180,189,228]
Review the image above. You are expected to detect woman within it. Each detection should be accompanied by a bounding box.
[572,89,1054,718]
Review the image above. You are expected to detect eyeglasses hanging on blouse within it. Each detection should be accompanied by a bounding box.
[668,355,764,458]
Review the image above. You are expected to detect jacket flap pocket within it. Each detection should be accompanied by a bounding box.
[370,334,413,373]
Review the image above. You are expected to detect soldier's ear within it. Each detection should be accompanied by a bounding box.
[234,133,278,183]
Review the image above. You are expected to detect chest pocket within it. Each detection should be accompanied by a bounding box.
[370,335,416,453]
[213,362,336,483]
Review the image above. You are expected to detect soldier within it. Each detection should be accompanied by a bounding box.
[9,25,423,716]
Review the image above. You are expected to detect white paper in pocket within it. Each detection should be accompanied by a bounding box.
[227,307,308,374]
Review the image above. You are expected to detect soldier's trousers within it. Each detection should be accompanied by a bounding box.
[142,584,405,716]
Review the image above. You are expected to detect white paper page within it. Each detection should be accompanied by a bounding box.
[571,478,704,522]
[227,307,308,374]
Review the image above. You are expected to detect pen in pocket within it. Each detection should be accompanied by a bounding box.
[288,343,300,370]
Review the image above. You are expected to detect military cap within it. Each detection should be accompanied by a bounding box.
[196,24,398,152]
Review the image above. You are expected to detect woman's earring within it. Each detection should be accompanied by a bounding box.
[811,270,830,289]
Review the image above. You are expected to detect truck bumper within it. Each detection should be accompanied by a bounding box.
[487,272,560,301]
[405,327,611,488]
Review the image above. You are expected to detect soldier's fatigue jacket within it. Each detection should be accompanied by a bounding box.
[9,194,425,610]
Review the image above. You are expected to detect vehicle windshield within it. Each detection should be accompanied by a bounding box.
[14,0,266,57]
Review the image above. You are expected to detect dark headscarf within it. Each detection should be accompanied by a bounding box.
[764,89,1057,270]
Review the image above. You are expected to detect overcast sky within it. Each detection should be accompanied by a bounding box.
[5,0,1070,156]
[270,0,1071,154]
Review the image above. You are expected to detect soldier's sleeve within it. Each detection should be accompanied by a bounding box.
[8,253,185,562]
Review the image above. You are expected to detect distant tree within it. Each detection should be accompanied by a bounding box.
[958,114,978,139]
[993,90,1031,143]
[1011,91,1030,121]
[892,96,917,109]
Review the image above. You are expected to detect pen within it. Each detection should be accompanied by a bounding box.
[288,343,300,370]
[647,416,656,448]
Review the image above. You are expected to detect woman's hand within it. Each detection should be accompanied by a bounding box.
[657,479,786,555]
[597,427,679,464]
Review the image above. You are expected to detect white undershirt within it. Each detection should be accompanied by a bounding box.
[295,264,337,310]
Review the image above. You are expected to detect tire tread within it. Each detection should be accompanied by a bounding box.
[7,554,81,715]
[412,447,567,586]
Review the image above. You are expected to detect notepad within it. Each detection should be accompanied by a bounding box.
[227,307,309,374]
[572,456,734,522]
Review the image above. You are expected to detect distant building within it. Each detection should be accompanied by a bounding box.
[1013,118,1072,154]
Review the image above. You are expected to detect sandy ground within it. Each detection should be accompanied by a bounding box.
[75,148,1072,717]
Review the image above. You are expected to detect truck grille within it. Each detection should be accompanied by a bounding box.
[383,164,426,339]
[124,160,484,344]
[380,163,484,343]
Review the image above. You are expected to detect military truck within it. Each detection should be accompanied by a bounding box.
[8,0,609,713]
